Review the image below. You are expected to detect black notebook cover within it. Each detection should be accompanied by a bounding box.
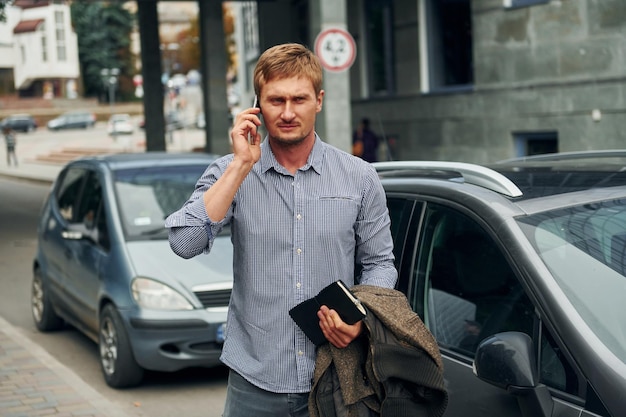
[289,280,366,346]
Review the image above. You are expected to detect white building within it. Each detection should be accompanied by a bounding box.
[0,0,79,98]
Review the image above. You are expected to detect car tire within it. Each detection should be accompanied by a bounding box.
[99,304,144,388]
[31,269,64,331]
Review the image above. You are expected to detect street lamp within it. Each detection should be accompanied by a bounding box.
[100,68,120,116]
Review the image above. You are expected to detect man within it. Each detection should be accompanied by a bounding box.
[165,43,397,417]
[3,126,17,167]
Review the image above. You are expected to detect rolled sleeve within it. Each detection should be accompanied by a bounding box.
[164,157,232,259]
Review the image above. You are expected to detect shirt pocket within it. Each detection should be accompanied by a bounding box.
[312,196,360,237]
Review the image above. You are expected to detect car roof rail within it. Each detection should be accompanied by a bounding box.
[373,161,523,198]
[496,149,626,163]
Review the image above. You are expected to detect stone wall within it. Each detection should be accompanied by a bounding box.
[350,0,626,164]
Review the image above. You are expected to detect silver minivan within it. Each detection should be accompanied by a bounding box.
[32,152,233,388]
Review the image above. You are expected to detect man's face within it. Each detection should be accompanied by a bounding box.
[258,76,324,146]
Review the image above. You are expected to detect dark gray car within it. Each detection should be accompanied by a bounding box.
[374,151,626,417]
[0,114,37,132]
[32,152,232,388]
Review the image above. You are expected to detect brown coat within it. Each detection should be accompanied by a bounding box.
[309,285,447,417]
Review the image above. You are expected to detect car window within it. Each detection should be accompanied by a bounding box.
[519,201,626,364]
[56,167,88,222]
[409,203,582,396]
[386,197,420,288]
[540,323,579,394]
[76,171,110,250]
[114,164,207,240]
[416,205,533,355]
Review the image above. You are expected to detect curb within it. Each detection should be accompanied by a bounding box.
[0,316,131,417]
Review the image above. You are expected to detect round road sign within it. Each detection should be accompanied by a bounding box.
[314,28,357,73]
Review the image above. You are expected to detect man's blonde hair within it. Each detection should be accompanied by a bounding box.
[253,43,323,96]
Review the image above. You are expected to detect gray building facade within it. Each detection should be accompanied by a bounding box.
[257,0,626,163]
[354,0,626,163]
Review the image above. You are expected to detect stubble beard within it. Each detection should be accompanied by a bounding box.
[270,130,311,149]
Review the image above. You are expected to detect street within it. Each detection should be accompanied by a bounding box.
[0,123,229,416]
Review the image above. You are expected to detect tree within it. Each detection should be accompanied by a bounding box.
[174,4,237,78]
[175,18,200,75]
[0,1,9,23]
[70,2,135,101]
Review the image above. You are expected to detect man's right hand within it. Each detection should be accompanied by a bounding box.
[231,106,262,165]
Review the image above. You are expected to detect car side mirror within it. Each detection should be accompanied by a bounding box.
[62,229,84,240]
[473,331,553,417]
[62,224,96,243]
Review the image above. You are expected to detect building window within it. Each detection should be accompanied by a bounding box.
[365,0,395,95]
[41,36,47,62]
[55,10,66,62]
[504,0,550,9]
[241,2,259,56]
[513,131,558,157]
[420,0,473,92]
[40,22,47,62]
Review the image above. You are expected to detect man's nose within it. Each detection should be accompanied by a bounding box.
[281,102,296,119]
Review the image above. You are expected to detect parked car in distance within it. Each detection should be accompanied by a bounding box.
[0,114,37,132]
[139,110,185,131]
[375,151,626,417]
[32,152,232,388]
[47,111,96,130]
[107,113,134,135]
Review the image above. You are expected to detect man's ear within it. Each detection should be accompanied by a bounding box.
[316,90,325,113]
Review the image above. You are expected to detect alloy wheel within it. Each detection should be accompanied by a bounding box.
[100,317,118,376]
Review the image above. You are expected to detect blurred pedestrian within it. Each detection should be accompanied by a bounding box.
[352,117,379,163]
[3,126,18,167]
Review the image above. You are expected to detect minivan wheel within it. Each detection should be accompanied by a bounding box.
[31,269,63,331]
[99,304,144,388]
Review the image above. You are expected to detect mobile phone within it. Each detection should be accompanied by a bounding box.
[249,95,260,144]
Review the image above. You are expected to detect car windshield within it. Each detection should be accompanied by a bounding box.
[518,199,626,362]
[114,164,206,240]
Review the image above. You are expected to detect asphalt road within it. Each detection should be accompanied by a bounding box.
[0,173,229,417]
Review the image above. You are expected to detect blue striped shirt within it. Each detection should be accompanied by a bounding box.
[165,135,397,393]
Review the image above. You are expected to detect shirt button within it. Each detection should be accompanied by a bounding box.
[298,350,304,356]
[296,282,301,289]
[296,214,302,220]
[297,248,302,255]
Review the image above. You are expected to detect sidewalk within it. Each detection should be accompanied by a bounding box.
[0,316,131,417]
[0,123,207,185]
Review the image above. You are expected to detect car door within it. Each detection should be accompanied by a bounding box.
[62,170,111,332]
[41,166,89,315]
[386,196,593,417]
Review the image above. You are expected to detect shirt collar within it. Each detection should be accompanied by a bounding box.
[259,134,325,175]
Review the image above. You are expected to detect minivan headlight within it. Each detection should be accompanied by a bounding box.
[131,278,193,310]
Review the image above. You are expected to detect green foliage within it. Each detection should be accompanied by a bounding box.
[0,1,13,23]
[70,2,135,100]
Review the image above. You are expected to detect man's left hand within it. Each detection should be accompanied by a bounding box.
[317,305,363,348]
